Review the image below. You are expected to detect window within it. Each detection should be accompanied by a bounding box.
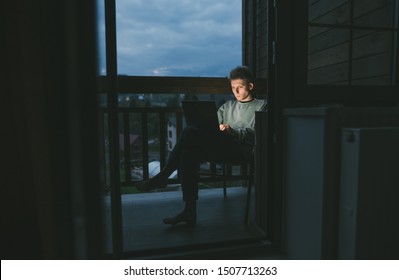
[307,0,398,86]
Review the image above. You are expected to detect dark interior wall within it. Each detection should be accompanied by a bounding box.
[3,0,57,259]
[2,1,103,259]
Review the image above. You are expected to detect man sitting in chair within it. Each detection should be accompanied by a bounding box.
[137,66,267,226]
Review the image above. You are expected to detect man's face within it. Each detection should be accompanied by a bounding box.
[230,79,254,102]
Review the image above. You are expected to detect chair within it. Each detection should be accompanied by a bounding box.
[222,161,254,224]
[201,159,254,224]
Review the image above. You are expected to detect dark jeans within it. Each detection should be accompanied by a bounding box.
[166,126,253,202]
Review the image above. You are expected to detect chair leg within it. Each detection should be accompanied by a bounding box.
[244,164,254,224]
[244,180,252,224]
[223,163,227,197]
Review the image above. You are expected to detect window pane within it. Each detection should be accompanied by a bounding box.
[309,0,351,25]
[115,0,242,77]
[353,0,397,28]
[308,27,350,84]
[352,30,395,85]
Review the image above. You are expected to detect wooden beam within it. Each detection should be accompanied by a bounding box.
[98,76,267,96]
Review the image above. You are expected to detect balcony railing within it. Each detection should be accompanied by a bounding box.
[100,104,250,189]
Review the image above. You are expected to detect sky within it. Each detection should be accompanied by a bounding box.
[97,0,242,77]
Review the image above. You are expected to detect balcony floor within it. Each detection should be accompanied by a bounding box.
[103,186,267,257]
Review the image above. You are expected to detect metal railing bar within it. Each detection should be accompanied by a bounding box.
[159,112,167,170]
[141,112,149,180]
[123,112,131,183]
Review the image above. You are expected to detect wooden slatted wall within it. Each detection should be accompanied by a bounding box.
[243,0,269,79]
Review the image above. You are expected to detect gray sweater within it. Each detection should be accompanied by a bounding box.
[217,98,267,145]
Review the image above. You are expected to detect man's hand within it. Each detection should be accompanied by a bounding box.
[219,124,231,132]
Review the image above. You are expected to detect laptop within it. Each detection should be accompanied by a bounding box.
[181,100,220,133]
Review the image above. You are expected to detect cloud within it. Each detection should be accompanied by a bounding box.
[98,0,242,77]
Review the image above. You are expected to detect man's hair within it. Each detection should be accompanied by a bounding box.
[228,66,254,84]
